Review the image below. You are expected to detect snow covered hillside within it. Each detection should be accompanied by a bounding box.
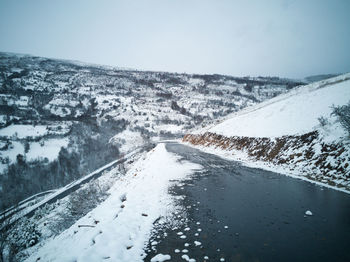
[184,73,350,191]
[205,73,350,139]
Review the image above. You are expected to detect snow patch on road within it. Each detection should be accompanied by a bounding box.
[150,254,171,262]
[305,210,313,216]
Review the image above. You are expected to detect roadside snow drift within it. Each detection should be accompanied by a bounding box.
[24,144,201,262]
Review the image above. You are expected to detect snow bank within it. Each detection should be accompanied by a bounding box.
[205,74,350,138]
[24,144,201,262]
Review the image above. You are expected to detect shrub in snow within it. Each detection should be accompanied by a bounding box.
[9,218,41,249]
[332,101,350,136]
[0,217,41,261]
[0,219,11,262]
[33,203,55,221]
[67,180,110,218]
[317,116,329,127]
[50,180,110,236]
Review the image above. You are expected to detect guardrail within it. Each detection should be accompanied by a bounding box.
[1,145,153,226]
[0,190,55,220]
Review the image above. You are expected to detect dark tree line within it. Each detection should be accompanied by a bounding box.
[0,148,81,210]
[0,119,122,211]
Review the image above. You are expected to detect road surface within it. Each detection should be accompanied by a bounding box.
[145,142,350,262]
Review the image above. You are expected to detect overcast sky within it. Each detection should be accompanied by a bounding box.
[0,0,349,78]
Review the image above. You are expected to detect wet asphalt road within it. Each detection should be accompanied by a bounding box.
[145,142,350,262]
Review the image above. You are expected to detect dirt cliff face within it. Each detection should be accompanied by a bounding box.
[183,132,350,190]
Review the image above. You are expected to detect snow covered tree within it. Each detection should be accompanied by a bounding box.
[332,101,350,136]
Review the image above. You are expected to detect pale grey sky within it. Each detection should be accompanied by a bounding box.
[0,0,349,78]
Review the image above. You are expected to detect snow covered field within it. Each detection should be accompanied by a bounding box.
[24,144,201,262]
[0,125,48,139]
[26,138,69,161]
[0,137,69,173]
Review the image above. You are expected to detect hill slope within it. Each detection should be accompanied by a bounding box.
[184,73,350,191]
[205,73,350,138]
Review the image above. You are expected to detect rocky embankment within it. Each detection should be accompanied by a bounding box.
[183,132,350,191]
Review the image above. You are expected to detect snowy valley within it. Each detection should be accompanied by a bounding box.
[0,53,349,262]
[0,52,303,211]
